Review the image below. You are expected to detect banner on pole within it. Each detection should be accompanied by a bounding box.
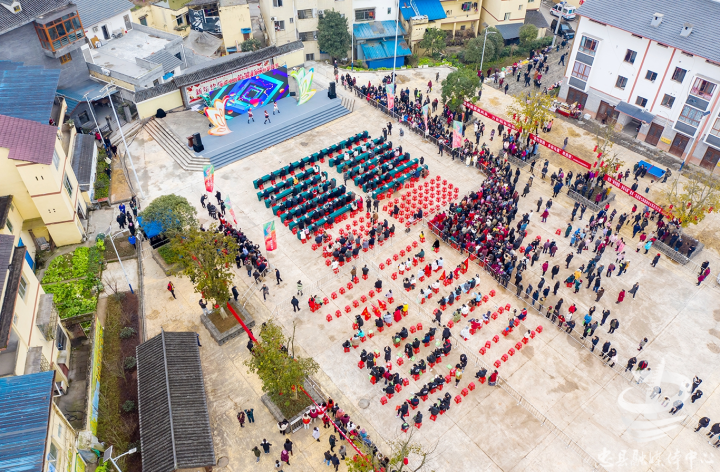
[203,164,215,193]
[224,196,238,225]
[603,175,672,217]
[386,84,395,110]
[422,104,429,132]
[452,120,463,148]
[263,221,278,251]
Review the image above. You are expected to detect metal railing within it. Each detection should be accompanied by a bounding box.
[567,189,616,212]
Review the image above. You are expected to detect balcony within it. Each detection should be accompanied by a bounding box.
[33,5,86,59]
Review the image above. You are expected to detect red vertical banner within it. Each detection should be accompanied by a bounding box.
[263,221,277,251]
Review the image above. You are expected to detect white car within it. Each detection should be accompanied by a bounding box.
[550,2,576,21]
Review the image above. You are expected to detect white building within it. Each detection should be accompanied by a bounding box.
[352,0,396,23]
[72,0,135,46]
[560,0,720,169]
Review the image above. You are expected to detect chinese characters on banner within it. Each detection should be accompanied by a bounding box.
[386,84,395,110]
[263,221,277,251]
[422,104,429,134]
[462,101,673,217]
[452,120,463,148]
[203,164,215,192]
[224,196,238,225]
[187,60,273,103]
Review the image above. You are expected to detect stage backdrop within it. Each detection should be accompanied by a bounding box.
[200,66,290,119]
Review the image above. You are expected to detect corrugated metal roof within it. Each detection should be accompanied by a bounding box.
[0,371,55,472]
[72,134,96,190]
[72,0,134,28]
[137,331,215,472]
[353,21,406,40]
[400,0,446,21]
[0,242,26,350]
[577,0,720,64]
[361,38,412,61]
[57,78,114,105]
[0,60,61,124]
[144,50,184,74]
[174,40,303,87]
[0,114,57,165]
[0,0,70,36]
[495,22,523,40]
[524,9,549,29]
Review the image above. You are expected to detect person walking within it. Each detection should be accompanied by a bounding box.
[329,434,337,452]
[608,318,619,334]
[691,390,703,403]
[625,357,637,372]
[692,376,703,393]
[280,448,290,466]
[276,268,283,285]
[247,109,254,123]
[291,296,300,312]
[252,446,261,463]
[245,408,255,423]
[595,287,605,301]
[237,410,246,427]
[651,253,661,267]
[695,417,710,432]
[167,281,176,299]
[312,426,321,441]
[297,281,304,296]
[616,289,625,303]
[283,438,294,457]
[629,282,640,299]
[562,137,569,150]
[199,298,209,315]
[273,101,280,115]
[637,337,648,351]
[232,286,239,301]
[264,110,271,124]
[261,284,270,301]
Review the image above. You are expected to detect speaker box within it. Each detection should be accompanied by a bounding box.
[192,132,204,152]
[328,81,337,99]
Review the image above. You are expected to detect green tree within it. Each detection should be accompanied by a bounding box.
[346,429,437,472]
[240,38,261,52]
[244,320,320,401]
[463,36,493,69]
[441,68,479,113]
[506,90,555,144]
[418,28,446,58]
[485,27,504,60]
[519,24,538,46]
[139,194,197,238]
[317,10,351,60]
[170,225,236,308]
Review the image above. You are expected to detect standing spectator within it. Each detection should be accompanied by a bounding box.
[167,281,176,299]
[616,289,625,303]
[252,446,261,462]
[291,296,300,312]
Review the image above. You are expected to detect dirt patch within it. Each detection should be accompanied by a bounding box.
[566,128,582,138]
[208,309,240,333]
[104,235,137,262]
[488,97,501,107]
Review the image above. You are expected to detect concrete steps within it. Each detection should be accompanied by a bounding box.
[210,98,352,169]
[144,118,210,172]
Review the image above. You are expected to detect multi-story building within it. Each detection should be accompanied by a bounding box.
[259,0,352,61]
[0,61,88,248]
[0,371,80,472]
[72,0,134,47]
[561,0,720,169]
[399,0,482,51]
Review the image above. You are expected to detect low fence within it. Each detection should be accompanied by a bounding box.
[567,189,616,212]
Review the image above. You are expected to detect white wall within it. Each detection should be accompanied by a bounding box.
[352,0,396,22]
[84,10,133,47]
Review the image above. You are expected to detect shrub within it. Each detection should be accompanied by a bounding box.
[124,356,137,370]
[120,327,136,339]
[122,400,136,412]
[157,244,180,265]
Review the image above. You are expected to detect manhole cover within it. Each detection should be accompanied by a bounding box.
[217,457,229,467]
[358,399,370,409]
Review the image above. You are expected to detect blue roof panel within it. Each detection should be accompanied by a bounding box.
[0,371,55,472]
[0,61,61,124]
[57,79,115,105]
[400,0,446,21]
[353,20,406,40]
[361,38,413,61]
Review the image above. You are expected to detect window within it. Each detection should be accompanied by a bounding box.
[710,117,720,137]
[624,49,637,64]
[52,151,60,169]
[273,0,283,6]
[571,61,591,81]
[299,31,316,41]
[690,78,717,100]
[289,17,293,22]
[63,173,73,198]
[139,15,147,26]
[672,67,686,83]
[645,70,657,82]
[504,12,511,20]
[355,8,375,21]
[678,104,703,128]
[175,14,184,26]
[274,20,285,31]
[13,313,18,325]
[33,11,85,52]
[59,53,72,64]
[518,4,523,9]
[635,96,648,107]
[18,275,27,300]
[48,443,58,465]
[460,25,465,30]
[388,7,391,13]
[297,9,313,19]
[58,423,63,438]
[306,53,314,61]
[578,36,598,55]
[6,219,13,233]
[661,94,675,108]
[615,76,628,89]
[461,2,472,10]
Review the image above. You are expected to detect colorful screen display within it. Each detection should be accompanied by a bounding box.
[201,66,289,119]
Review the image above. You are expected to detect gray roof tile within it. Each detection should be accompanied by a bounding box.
[0,0,70,36]
[72,0,134,28]
[71,133,96,189]
[134,81,180,102]
[0,196,11,231]
[144,49,183,74]
[577,0,720,63]
[0,241,26,350]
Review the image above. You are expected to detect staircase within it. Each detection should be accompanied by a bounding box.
[209,98,354,169]
[144,118,210,172]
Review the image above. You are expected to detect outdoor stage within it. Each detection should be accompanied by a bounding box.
[199,93,352,169]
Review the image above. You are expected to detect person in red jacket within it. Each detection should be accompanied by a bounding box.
[488,370,499,386]
[617,289,626,303]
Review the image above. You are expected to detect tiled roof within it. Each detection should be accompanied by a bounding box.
[399,0,446,22]
[0,371,55,472]
[0,234,14,303]
[134,81,180,102]
[577,0,720,64]
[495,22,524,40]
[72,0,133,28]
[0,114,57,165]
[0,60,61,124]
[524,9,549,29]
[137,331,216,472]
[353,21,406,40]
[0,241,26,350]
[0,196,11,231]
[0,0,70,36]
[174,41,303,87]
[145,49,183,74]
[71,134,96,190]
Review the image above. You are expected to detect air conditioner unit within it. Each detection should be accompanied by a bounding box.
[270,16,278,21]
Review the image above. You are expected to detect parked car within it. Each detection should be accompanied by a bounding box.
[550,19,575,40]
[550,2,576,21]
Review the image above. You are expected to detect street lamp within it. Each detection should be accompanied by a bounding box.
[82,91,102,135]
[105,223,134,294]
[103,445,137,472]
[479,27,497,78]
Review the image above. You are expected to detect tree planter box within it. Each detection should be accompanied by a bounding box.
[201,300,255,346]
[261,379,325,432]
[151,247,181,276]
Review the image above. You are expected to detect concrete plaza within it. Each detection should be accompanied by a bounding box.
[127,65,720,471]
